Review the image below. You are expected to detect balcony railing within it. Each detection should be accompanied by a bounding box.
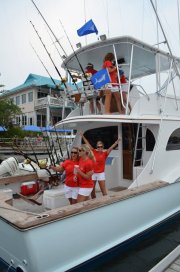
[34,95,74,109]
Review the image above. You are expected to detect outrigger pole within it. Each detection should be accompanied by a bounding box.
[30,42,59,88]
[59,19,88,79]
[30,0,80,91]
[150,0,180,79]
[30,21,68,90]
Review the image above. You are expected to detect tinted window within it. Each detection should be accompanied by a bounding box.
[84,126,118,149]
[166,128,180,150]
[146,129,155,151]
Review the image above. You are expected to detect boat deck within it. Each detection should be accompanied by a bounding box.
[0,180,167,231]
[149,245,180,272]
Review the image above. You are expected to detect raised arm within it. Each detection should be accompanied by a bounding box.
[107,137,121,155]
[80,131,93,149]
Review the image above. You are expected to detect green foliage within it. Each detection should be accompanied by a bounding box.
[0,97,21,128]
[1,127,43,138]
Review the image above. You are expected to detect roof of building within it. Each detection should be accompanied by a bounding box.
[4,73,63,96]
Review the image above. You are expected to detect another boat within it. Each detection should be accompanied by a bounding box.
[0,36,180,272]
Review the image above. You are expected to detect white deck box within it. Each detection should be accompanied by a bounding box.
[43,188,64,209]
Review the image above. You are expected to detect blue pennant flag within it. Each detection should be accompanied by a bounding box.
[77,19,98,37]
[91,68,110,90]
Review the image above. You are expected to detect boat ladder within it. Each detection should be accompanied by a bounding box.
[133,123,146,167]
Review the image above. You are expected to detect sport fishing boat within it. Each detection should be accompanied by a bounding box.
[0,36,180,272]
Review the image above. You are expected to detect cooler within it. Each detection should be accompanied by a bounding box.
[21,181,39,196]
[43,188,64,209]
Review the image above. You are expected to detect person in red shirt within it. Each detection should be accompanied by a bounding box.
[75,144,95,202]
[80,132,121,198]
[50,147,79,205]
[102,53,122,114]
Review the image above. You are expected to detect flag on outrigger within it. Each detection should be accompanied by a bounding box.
[77,19,98,36]
[91,68,111,90]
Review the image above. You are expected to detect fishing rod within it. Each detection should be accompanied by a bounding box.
[30,42,59,88]
[30,21,68,90]
[59,19,88,79]
[30,0,80,91]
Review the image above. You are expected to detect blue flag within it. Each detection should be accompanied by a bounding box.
[77,19,98,37]
[91,68,111,90]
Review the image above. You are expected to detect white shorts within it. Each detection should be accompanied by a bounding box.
[64,185,79,199]
[92,172,105,181]
[106,84,119,93]
[121,83,128,93]
[78,187,93,196]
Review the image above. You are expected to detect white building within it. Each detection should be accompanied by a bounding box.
[3,73,76,127]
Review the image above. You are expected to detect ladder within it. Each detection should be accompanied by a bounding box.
[133,123,146,167]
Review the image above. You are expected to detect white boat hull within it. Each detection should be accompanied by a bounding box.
[0,181,179,272]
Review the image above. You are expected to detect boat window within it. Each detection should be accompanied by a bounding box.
[83,127,118,149]
[146,129,155,151]
[166,128,180,150]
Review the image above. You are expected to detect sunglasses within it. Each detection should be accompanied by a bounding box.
[97,146,103,148]
[78,149,84,152]
[71,151,78,154]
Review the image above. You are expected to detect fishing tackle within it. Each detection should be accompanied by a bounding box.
[30,0,80,91]
[30,21,68,90]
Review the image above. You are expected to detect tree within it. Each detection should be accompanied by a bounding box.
[0,97,22,128]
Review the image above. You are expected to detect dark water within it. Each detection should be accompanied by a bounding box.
[1,214,179,272]
[71,213,180,272]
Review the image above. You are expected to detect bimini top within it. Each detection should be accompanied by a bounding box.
[62,36,180,79]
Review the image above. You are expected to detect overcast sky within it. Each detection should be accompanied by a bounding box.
[0,0,180,90]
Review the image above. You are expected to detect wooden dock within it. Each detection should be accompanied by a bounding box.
[149,245,180,272]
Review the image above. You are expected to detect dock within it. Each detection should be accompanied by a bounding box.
[149,245,180,272]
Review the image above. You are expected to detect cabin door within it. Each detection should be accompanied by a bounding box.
[122,124,135,179]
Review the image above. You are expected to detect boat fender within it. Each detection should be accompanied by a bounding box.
[16,266,27,272]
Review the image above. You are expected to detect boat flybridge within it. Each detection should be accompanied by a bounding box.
[0,36,179,272]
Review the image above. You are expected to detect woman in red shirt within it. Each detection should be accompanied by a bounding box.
[81,132,121,198]
[102,52,122,114]
[75,144,95,202]
[50,147,79,205]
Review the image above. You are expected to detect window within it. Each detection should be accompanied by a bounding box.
[16,96,20,105]
[84,126,118,149]
[166,128,180,150]
[28,92,33,102]
[22,115,27,126]
[16,116,21,125]
[29,117,33,125]
[146,129,155,151]
[21,94,26,104]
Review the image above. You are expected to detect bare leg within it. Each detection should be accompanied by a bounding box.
[104,89,112,114]
[89,99,94,114]
[113,92,122,114]
[91,181,97,199]
[96,101,101,113]
[98,180,108,196]
[77,194,89,202]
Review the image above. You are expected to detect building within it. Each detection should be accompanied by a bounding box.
[3,73,76,127]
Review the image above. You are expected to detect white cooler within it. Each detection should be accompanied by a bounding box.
[43,188,64,209]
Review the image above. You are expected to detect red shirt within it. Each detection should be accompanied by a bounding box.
[102,60,117,83]
[85,68,97,75]
[120,74,127,84]
[92,149,108,173]
[62,160,79,187]
[77,158,94,188]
